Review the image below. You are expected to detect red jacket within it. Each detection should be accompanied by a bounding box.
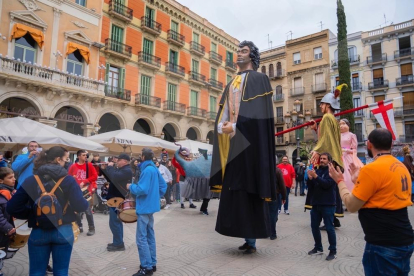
[277,163,296,188]
[68,162,98,193]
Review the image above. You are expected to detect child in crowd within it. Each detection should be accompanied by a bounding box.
[0,167,16,276]
[101,182,109,199]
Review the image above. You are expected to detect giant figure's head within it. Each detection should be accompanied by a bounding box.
[237,41,260,71]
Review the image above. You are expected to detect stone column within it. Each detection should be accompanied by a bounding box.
[38,118,57,128]
[82,124,95,137]
[50,8,62,69]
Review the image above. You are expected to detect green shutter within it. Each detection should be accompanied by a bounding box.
[191,90,198,108]
[170,50,178,65]
[141,75,151,96]
[171,21,178,32]
[119,68,125,91]
[227,74,232,84]
[211,68,217,80]
[193,32,199,43]
[226,51,233,62]
[210,96,216,112]
[211,43,217,53]
[168,84,176,102]
[146,7,154,20]
[143,39,153,55]
[192,60,199,73]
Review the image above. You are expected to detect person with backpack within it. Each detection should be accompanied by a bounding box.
[6,146,88,276]
[68,150,97,236]
[12,141,40,188]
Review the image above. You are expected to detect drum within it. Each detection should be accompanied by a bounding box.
[117,200,137,223]
[9,220,31,249]
[107,197,123,208]
[72,222,80,243]
[81,186,91,201]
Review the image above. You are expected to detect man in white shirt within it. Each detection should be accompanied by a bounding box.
[155,161,172,209]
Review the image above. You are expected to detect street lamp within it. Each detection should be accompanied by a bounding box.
[284,99,312,163]
[160,132,165,140]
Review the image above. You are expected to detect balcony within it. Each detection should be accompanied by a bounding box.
[352,82,362,92]
[394,47,414,62]
[366,53,387,67]
[394,105,414,118]
[103,38,132,61]
[163,101,186,114]
[312,108,323,118]
[207,111,217,121]
[356,133,365,145]
[188,71,206,86]
[273,93,284,102]
[225,59,237,72]
[167,30,185,47]
[275,117,284,124]
[104,86,131,102]
[108,0,133,22]
[368,80,389,91]
[165,62,185,79]
[208,79,223,93]
[209,51,222,65]
[354,110,364,118]
[331,55,360,69]
[312,83,327,93]
[396,75,414,89]
[135,93,161,108]
[0,56,104,97]
[271,69,285,79]
[276,137,285,145]
[190,41,205,57]
[399,135,414,143]
[187,106,206,118]
[138,52,161,71]
[290,87,305,96]
[141,16,161,36]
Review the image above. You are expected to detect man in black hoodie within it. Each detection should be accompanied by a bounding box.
[307,153,337,261]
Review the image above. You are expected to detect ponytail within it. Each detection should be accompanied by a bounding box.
[34,146,68,170]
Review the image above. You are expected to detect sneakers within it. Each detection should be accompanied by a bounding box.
[46,265,53,274]
[133,268,153,276]
[189,204,197,209]
[243,247,257,254]
[181,204,185,209]
[200,210,209,215]
[308,248,323,255]
[238,243,250,250]
[164,204,171,210]
[284,210,290,215]
[140,265,156,272]
[270,235,277,240]
[326,250,337,261]
[87,227,95,236]
[79,226,83,233]
[107,244,125,252]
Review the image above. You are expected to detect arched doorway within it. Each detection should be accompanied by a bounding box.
[54,106,84,135]
[207,131,214,144]
[162,123,176,142]
[0,97,39,119]
[291,148,305,164]
[186,127,197,141]
[134,119,151,135]
[98,113,121,134]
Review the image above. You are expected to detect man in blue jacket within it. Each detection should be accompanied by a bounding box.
[307,153,337,261]
[12,141,40,188]
[128,148,167,276]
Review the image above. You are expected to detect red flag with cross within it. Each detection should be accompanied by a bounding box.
[369,99,398,140]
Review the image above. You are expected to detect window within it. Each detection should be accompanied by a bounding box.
[373,68,384,85]
[374,95,385,104]
[352,73,360,90]
[192,59,199,73]
[211,67,217,80]
[76,0,86,7]
[403,92,414,108]
[193,32,199,43]
[399,36,411,52]
[355,123,363,142]
[294,77,301,88]
[371,43,382,62]
[143,38,153,63]
[146,7,155,20]
[111,25,124,53]
[14,33,36,64]
[226,51,233,62]
[227,75,232,84]
[67,50,83,76]
[353,98,362,116]
[276,127,284,144]
[276,107,283,118]
[190,90,198,108]
[269,64,274,77]
[211,42,217,53]
[276,62,282,76]
[105,65,125,95]
[261,66,266,74]
[401,63,413,83]
[210,96,217,112]
[314,47,322,60]
[335,76,340,86]
[171,21,179,40]
[167,83,177,110]
[348,46,357,61]
[315,73,323,84]
[293,52,301,64]
[275,85,283,101]
[405,122,414,141]
[169,50,178,65]
[140,75,151,105]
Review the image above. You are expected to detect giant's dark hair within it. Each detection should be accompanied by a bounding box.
[368,129,392,151]
[239,41,260,71]
[34,146,68,170]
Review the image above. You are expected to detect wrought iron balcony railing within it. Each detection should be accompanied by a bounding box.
[187,106,206,117]
[104,38,132,57]
[190,41,205,55]
[396,75,414,86]
[368,80,389,90]
[209,51,222,64]
[189,71,206,83]
[138,52,161,68]
[105,85,131,101]
[163,101,186,113]
[273,93,284,102]
[394,47,414,59]
[312,83,327,93]
[207,111,217,120]
[290,87,305,96]
[209,79,223,90]
[225,59,237,71]
[352,82,362,91]
[165,62,185,76]
[366,53,387,64]
[135,93,161,108]
[109,0,133,20]
[331,55,360,68]
[167,30,185,45]
[141,16,162,34]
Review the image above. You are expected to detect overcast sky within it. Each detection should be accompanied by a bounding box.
[177,0,414,51]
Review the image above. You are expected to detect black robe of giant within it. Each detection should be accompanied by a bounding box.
[209,70,277,238]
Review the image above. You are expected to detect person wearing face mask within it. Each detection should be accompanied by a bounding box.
[7,146,88,276]
[339,119,364,192]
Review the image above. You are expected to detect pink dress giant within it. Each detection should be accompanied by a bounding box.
[341,131,364,191]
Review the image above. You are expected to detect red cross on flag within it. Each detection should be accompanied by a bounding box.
[369,99,397,140]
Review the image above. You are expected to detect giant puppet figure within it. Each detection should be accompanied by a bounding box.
[209,41,277,248]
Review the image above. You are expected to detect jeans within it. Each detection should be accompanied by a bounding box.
[200,198,210,212]
[28,224,74,276]
[295,179,305,195]
[278,187,290,211]
[76,205,94,228]
[136,214,156,270]
[363,243,414,276]
[268,199,279,238]
[245,238,256,248]
[174,182,180,201]
[109,207,123,246]
[165,184,172,204]
[310,205,336,252]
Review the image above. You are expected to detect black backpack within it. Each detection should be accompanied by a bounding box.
[33,175,67,229]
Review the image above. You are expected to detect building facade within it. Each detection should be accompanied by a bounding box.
[0,0,239,144]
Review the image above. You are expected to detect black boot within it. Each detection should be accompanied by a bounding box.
[87,226,95,236]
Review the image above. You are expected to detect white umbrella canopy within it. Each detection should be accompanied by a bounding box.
[0,117,107,152]
[174,139,213,156]
[87,129,177,155]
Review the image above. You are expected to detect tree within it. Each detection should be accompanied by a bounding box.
[337,0,354,132]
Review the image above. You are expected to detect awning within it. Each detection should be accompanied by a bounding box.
[66,42,90,64]
[10,23,44,49]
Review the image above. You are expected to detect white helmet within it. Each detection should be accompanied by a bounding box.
[320,84,348,111]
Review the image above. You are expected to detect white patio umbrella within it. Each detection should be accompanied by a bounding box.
[174,139,213,156]
[0,117,107,152]
[87,129,176,155]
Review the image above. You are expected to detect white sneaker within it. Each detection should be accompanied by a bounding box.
[284,210,290,215]
[278,210,281,214]
[164,204,171,210]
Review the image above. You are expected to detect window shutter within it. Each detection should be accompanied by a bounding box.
[105,63,110,86]
[352,73,359,78]
[401,64,413,76]
[403,92,414,106]
[119,68,125,91]
[315,73,323,84]
[373,69,383,79]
